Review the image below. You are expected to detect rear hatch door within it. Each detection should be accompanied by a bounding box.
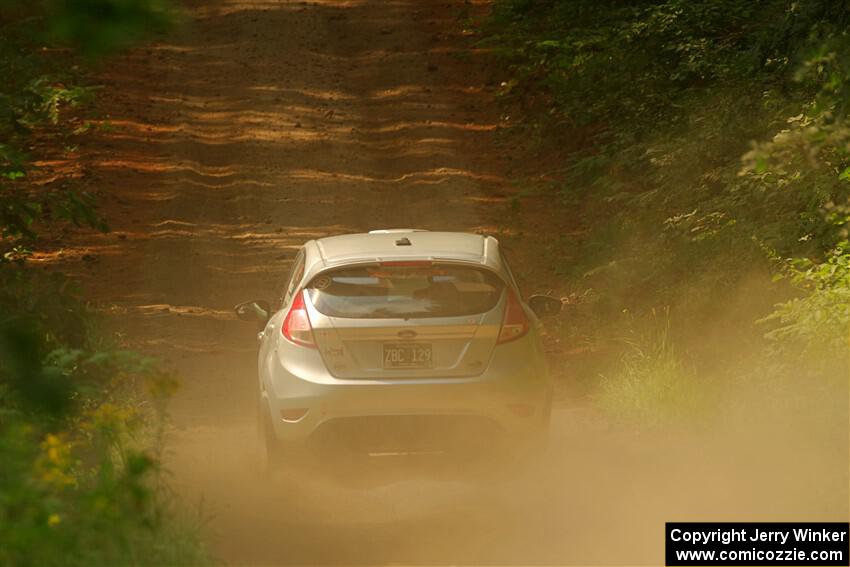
[304,262,506,379]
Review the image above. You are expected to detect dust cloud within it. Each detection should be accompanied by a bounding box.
[162,349,847,565]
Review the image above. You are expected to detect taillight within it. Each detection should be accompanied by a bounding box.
[281,290,316,348]
[497,290,530,344]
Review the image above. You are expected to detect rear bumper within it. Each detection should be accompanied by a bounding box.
[261,335,551,450]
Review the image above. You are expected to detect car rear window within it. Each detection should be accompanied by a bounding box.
[306,263,504,319]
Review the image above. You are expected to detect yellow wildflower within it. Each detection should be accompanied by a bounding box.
[36,433,76,489]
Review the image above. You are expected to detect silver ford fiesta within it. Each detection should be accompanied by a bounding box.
[235,230,561,468]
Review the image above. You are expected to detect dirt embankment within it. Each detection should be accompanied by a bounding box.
[37,0,847,565]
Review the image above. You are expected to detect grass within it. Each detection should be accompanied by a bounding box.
[595,313,716,429]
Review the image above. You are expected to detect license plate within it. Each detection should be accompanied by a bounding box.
[383,343,432,368]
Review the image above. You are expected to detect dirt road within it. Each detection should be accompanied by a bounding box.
[59,0,598,562]
[44,0,846,564]
[53,1,631,562]
[80,0,508,422]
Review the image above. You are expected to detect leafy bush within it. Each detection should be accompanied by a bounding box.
[0,275,210,566]
[487,0,850,426]
[0,257,210,565]
[488,0,850,306]
[761,246,850,360]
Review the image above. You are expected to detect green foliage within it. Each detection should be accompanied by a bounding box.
[0,1,207,564]
[0,0,175,56]
[0,358,209,566]
[488,0,850,427]
[0,72,101,246]
[489,0,849,134]
[0,271,209,567]
[0,243,209,565]
[0,0,174,249]
[45,0,175,56]
[761,245,850,359]
[489,0,850,307]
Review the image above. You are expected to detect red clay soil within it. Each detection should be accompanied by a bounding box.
[47,0,518,424]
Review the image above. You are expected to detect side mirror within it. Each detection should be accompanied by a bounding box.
[528,294,562,318]
[234,300,271,323]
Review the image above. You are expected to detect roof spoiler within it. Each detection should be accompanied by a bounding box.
[368,229,429,234]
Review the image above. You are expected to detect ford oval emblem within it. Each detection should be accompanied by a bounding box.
[397,329,418,339]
